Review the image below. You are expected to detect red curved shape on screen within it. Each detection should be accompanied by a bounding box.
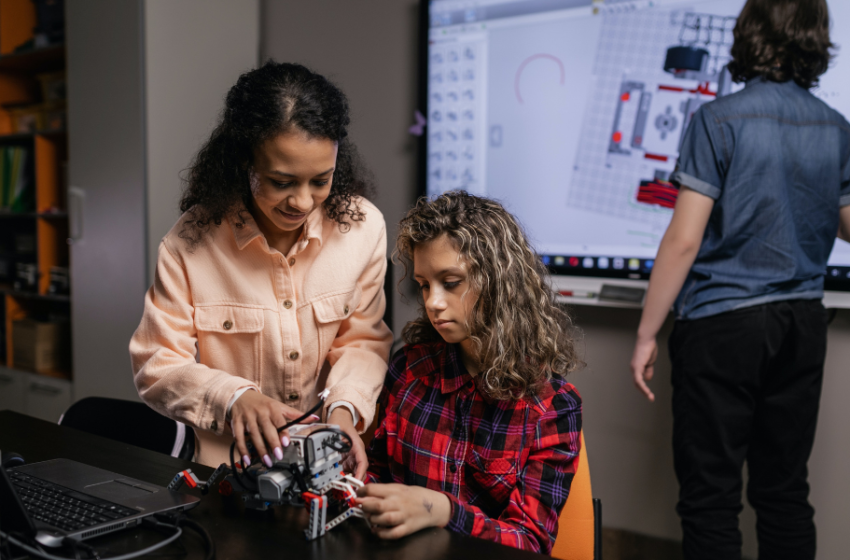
[515,54,565,104]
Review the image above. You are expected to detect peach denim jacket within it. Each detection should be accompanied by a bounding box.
[129,198,393,466]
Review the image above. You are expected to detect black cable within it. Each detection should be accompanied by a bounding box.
[177,517,215,560]
[151,513,215,560]
[276,399,326,433]
[316,428,353,454]
[285,464,310,497]
[0,526,182,560]
[0,524,11,560]
[229,441,258,492]
[70,541,100,560]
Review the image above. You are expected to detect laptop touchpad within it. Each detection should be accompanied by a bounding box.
[84,479,156,502]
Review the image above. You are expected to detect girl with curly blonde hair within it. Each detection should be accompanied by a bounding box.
[356,191,583,554]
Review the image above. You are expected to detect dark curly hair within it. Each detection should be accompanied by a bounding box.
[396,191,582,401]
[179,61,374,246]
[728,0,834,89]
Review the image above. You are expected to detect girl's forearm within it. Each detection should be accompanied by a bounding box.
[638,188,715,339]
[637,238,699,340]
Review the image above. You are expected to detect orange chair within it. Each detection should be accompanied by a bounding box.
[551,429,601,560]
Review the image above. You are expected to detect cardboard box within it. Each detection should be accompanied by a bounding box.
[12,319,69,373]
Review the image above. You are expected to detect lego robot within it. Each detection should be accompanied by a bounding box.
[170,422,368,541]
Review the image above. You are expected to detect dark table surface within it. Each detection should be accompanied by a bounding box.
[0,410,547,560]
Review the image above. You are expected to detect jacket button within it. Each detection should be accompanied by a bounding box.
[449,464,457,473]
[210,420,218,431]
[344,305,350,314]
[288,257,296,266]
[283,300,293,309]
[288,393,299,401]
[289,350,300,360]
[223,320,233,330]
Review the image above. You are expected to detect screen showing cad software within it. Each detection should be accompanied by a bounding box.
[425,0,850,289]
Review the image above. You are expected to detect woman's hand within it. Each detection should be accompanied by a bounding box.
[356,484,451,539]
[630,334,658,402]
[229,390,317,468]
[328,407,368,480]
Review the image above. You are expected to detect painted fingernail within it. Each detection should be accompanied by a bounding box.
[281,435,290,447]
[310,414,320,420]
[242,455,251,468]
[274,447,283,460]
[263,454,273,468]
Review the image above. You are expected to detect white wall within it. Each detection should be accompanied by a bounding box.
[260,2,850,559]
[145,0,260,283]
[67,0,260,402]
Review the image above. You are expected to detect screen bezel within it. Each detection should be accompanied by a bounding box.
[417,0,850,303]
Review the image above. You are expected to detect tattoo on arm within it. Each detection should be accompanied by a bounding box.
[424,500,433,514]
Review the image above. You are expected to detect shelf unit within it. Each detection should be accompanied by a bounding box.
[0,0,71,420]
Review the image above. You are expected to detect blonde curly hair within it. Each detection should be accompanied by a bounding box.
[396,191,582,400]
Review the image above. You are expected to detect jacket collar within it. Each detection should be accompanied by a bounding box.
[229,206,325,253]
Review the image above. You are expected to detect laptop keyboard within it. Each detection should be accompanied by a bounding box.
[9,470,139,533]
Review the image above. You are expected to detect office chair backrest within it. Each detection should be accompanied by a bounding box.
[551,429,598,560]
[59,397,194,460]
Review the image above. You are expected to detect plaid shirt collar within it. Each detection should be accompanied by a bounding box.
[410,342,484,397]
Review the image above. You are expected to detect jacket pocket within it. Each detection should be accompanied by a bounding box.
[311,287,362,324]
[467,449,520,505]
[311,287,362,364]
[194,305,264,379]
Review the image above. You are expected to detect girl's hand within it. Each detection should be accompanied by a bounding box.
[229,390,317,468]
[328,407,368,480]
[630,335,658,402]
[356,484,451,539]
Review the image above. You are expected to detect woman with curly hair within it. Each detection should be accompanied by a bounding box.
[356,191,583,554]
[130,62,392,475]
[629,1,850,558]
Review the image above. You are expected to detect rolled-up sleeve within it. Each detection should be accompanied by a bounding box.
[129,241,257,436]
[322,222,393,432]
[671,105,727,200]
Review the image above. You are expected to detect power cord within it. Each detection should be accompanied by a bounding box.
[150,513,215,560]
[0,524,182,560]
[173,517,215,560]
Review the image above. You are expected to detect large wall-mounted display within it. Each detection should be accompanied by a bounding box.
[423,0,850,306]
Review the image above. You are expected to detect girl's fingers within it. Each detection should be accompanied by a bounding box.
[373,523,410,540]
[357,496,386,514]
[357,483,394,498]
[368,511,402,527]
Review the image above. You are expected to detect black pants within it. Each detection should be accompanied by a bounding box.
[669,299,827,560]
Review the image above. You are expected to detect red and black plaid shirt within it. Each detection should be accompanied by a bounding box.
[365,342,582,554]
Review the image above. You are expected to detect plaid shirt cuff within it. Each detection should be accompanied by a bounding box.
[443,492,474,535]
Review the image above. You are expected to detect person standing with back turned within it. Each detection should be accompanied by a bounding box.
[629,1,850,559]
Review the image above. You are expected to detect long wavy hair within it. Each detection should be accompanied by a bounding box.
[396,191,582,400]
[179,61,373,247]
[728,0,834,89]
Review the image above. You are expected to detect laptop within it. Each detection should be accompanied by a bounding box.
[1,458,200,547]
